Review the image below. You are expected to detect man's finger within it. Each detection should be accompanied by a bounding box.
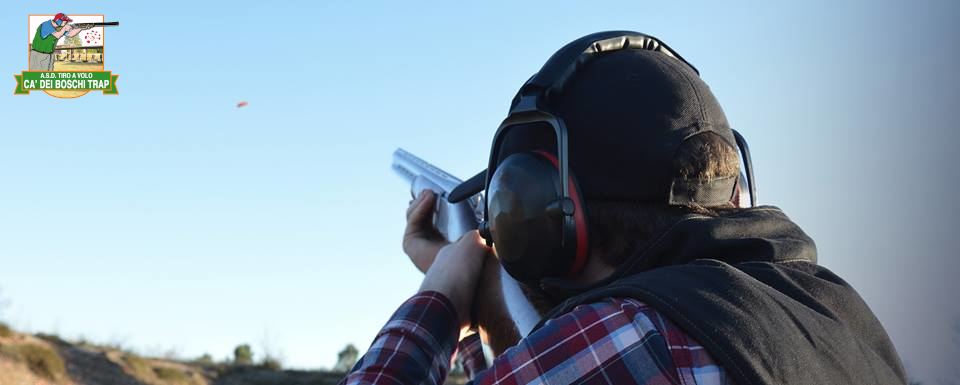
[406,190,435,225]
[405,191,426,219]
[408,190,434,222]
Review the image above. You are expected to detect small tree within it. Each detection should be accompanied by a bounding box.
[233,344,253,366]
[195,353,214,366]
[334,344,359,372]
[63,35,82,48]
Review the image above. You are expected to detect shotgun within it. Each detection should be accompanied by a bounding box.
[391,148,547,357]
[72,22,120,29]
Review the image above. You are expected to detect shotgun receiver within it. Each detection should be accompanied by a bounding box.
[391,148,546,356]
[391,148,483,242]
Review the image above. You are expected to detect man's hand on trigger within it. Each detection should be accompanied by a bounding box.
[403,190,449,273]
[419,231,490,330]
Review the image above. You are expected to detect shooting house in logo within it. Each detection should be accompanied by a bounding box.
[15,14,119,98]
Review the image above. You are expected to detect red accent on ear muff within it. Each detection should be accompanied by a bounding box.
[532,151,589,277]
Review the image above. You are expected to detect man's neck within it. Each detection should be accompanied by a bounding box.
[569,256,615,286]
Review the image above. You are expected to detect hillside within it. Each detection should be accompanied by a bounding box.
[0,324,466,385]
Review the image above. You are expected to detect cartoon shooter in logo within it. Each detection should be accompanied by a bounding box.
[30,13,92,71]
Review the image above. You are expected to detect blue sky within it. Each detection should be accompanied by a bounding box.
[1,0,958,382]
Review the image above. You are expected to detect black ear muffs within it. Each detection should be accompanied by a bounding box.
[486,151,588,286]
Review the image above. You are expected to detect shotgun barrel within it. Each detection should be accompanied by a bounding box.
[74,22,120,28]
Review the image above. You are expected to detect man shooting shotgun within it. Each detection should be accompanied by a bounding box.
[30,14,119,71]
[390,149,546,355]
[345,31,907,385]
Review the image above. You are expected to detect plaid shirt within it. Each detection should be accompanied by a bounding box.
[341,291,732,385]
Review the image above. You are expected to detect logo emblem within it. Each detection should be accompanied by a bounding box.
[15,14,120,97]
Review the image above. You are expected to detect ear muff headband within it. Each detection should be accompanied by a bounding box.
[523,31,698,99]
[732,129,757,207]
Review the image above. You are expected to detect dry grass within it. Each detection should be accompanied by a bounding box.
[0,328,330,385]
[153,366,190,383]
[0,343,67,381]
[0,322,13,338]
[115,352,209,385]
[121,352,155,381]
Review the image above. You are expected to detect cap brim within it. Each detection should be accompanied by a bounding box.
[448,169,486,203]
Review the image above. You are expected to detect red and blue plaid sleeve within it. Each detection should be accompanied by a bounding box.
[454,333,487,379]
[340,291,460,385]
[342,292,730,385]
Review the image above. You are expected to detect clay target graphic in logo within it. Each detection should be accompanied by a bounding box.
[83,29,101,44]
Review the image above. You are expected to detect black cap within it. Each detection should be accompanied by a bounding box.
[450,34,738,206]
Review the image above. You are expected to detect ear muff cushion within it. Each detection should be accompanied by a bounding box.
[488,153,570,285]
[531,151,589,277]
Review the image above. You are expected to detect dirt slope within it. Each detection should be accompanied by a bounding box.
[0,327,465,385]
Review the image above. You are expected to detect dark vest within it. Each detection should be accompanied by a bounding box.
[536,207,907,385]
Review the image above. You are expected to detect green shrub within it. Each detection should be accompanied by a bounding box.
[35,333,68,346]
[193,353,214,366]
[334,344,359,372]
[233,344,253,365]
[154,367,189,383]
[260,356,282,371]
[2,344,67,381]
[0,322,12,338]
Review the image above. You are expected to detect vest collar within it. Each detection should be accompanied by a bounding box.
[539,206,817,299]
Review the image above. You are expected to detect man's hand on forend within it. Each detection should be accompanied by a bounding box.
[403,189,449,273]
